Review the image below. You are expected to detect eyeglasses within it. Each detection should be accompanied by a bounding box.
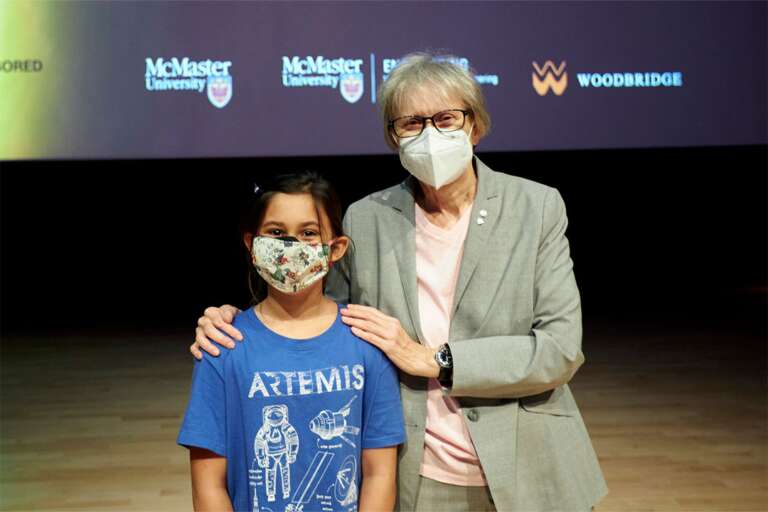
[389,109,470,138]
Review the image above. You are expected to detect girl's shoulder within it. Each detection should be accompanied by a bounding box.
[203,307,260,368]
[233,307,256,334]
[334,311,391,369]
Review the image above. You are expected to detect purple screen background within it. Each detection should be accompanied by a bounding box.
[29,1,768,158]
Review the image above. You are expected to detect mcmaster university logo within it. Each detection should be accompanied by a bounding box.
[339,73,364,104]
[145,57,234,108]
[532,60,568,96]
[207,75,232,108]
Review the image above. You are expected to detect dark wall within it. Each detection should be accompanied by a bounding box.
[1,145,766,335]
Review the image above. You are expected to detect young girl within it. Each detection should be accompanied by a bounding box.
[177,171,405,512]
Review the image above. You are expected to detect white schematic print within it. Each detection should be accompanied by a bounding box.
[333,455,358,507]
[255,404,300,502]
[285,451,334,512]
[249,458,261,510]
[309,396,360,448]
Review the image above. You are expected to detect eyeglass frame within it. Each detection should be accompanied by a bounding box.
[388,109,472,138]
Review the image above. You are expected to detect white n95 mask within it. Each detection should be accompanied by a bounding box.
[398,126,473,189]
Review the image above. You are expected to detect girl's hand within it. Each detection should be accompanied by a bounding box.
[190,305,244,359]
[340,304,439,378]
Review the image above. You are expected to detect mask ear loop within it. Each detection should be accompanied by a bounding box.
[311,198,338,268]
[326,237,338,268]
[465,121,476,151]
[462,116,474,139]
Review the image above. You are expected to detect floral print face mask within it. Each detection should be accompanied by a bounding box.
[251,236,331,294]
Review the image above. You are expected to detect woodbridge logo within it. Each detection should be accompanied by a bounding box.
[575,71,683,88]
[145,57,233,108]
[282,56,364,103]
[533,59,684,95]
[532,61,568,96]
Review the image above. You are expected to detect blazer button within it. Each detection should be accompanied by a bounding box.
[466,409,479,422]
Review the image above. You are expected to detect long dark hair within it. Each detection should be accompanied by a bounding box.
[241,171,346,304]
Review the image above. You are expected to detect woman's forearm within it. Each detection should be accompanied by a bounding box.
[359,474,396,512]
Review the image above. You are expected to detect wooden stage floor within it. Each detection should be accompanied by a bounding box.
[1,321,765,511]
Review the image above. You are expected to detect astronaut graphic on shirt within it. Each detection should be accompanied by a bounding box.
[255,404,299,502]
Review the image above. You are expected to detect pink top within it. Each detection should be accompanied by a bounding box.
[414,202,488,486]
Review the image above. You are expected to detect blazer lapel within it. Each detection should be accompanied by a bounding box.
[451,157,501,316]
[384,160,500,344]
[386,178,426,344]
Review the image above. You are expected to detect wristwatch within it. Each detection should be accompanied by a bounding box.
[434,343,453,386]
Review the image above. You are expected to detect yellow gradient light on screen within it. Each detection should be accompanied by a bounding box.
[0,0,69,160]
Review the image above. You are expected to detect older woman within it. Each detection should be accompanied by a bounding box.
[191,52,607,511]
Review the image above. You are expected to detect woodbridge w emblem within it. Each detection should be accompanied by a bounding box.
[532,61,567,96]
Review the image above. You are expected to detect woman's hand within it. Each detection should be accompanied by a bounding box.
[190,305,244,360]
[340,304,439,378]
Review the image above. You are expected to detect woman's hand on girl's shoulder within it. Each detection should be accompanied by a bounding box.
[190,305,244,360]
[340,304,440,378]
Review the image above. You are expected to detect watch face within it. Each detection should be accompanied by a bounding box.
[436,345,453,368]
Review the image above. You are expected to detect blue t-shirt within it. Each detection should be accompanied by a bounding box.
[177,304,406,512]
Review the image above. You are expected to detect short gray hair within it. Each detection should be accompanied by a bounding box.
[378,51,492,150]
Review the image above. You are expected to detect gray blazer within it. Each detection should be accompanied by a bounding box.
[326,157,608,511]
